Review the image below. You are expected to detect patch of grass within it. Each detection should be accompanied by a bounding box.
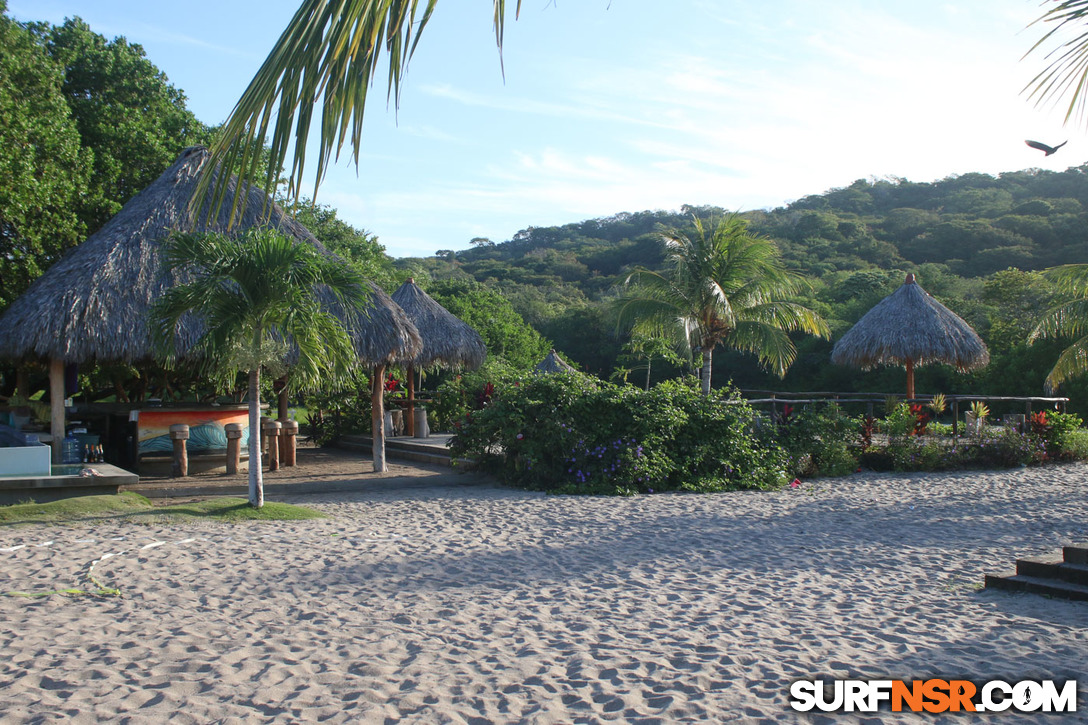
[151,498,326,522]
[0,492,325,525]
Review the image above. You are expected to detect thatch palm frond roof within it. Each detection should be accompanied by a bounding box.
[831,274,989,371]
[0,146,420,366]
[390,279,486,370]
[535,349,577,374]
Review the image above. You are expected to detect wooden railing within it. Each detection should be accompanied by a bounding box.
[737,390,1070,436]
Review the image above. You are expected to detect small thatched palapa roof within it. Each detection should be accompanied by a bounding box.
[0,146,421,366]
[831,273,988,396]
[390,278,486,370]
[535,349,577,374]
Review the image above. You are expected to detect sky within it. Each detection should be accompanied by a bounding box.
[9,0,1084,259]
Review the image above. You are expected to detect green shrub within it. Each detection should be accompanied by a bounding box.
[1039,411,1088,461]
[774,402,859,477]
[880,402,916,438]
[450,374,789,495]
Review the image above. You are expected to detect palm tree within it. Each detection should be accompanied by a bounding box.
[197,0,521,222]
[151,228,369,507]
[616,215,829,395]
[1030,264,1088,392]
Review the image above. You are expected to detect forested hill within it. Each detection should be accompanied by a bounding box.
[395,165,1088,411]
[415,166,1088,284]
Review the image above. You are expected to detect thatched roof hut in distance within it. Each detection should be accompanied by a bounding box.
[390,277,486,435]
[535,349,577,374]
[0,146,420,367]
[0,146,421,465]
[830,273,989,398]
[391,278,486,370]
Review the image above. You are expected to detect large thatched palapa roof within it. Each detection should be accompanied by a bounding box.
[0,147,421,366]
[831,274,989,372]
[831,274,988,398]
[390,279,486,370]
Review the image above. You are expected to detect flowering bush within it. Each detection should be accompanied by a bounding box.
[450,373,789,494]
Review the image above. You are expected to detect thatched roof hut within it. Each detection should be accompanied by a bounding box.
[831,273,989,397]
[0,146,421,367]
[390,278,486,370]
[535,349,577,374]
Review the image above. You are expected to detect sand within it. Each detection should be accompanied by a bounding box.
[2,452,1087,724]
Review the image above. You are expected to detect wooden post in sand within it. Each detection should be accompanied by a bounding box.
[371,364,387,472]
[263,419,282,472]
[170,424,190,477]
[280,419,298,467]
[225,423,243,475]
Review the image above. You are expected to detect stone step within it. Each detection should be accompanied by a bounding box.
[984,573,1088,602]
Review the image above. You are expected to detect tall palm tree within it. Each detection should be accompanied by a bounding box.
[616,216,829,395]
[197,0,521,222]
[151,228,369,507]
[1030,264,1088,392]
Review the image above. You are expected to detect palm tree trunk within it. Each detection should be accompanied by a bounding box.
[371,364,386,472]
[248,366,264,509]
[701,346,713,395]
[645,356,651,391]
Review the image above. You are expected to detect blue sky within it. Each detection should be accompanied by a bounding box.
[10,0,1080,258]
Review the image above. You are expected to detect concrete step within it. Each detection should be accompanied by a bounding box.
[1016,557,1088,587]
[984,573,1088,602]
[337,434,474,469]
[1064,545,1088,565]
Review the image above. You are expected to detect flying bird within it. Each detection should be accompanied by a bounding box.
[1025,139,1067,156]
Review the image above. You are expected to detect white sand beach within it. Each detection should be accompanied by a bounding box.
[2,455,1087,723]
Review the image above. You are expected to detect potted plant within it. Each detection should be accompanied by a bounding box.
[965,401,989,436]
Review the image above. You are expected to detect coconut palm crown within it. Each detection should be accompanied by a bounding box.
[151,228,371,508]
[616,215,829,394]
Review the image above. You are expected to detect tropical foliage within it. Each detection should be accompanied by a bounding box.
[0,5,209,309]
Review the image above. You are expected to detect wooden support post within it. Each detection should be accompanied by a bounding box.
[281,419,299,467]
[905,359,915,401]
[49,358,65,464]
[170,424,190,478]
[16,367,29,400]
[951,400,959,437]
[371,365,387,472]
[263,419,282,472]
[259,416,272,453]
[406,363,416,436]
[225,423,243,476]
[276,377,290,421]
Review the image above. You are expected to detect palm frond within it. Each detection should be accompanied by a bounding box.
[1024,0,1088,124]
[1044,335,1088,392]
[1031,297,1088,341]
[725,322,797,378]
[197,0,519,225]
